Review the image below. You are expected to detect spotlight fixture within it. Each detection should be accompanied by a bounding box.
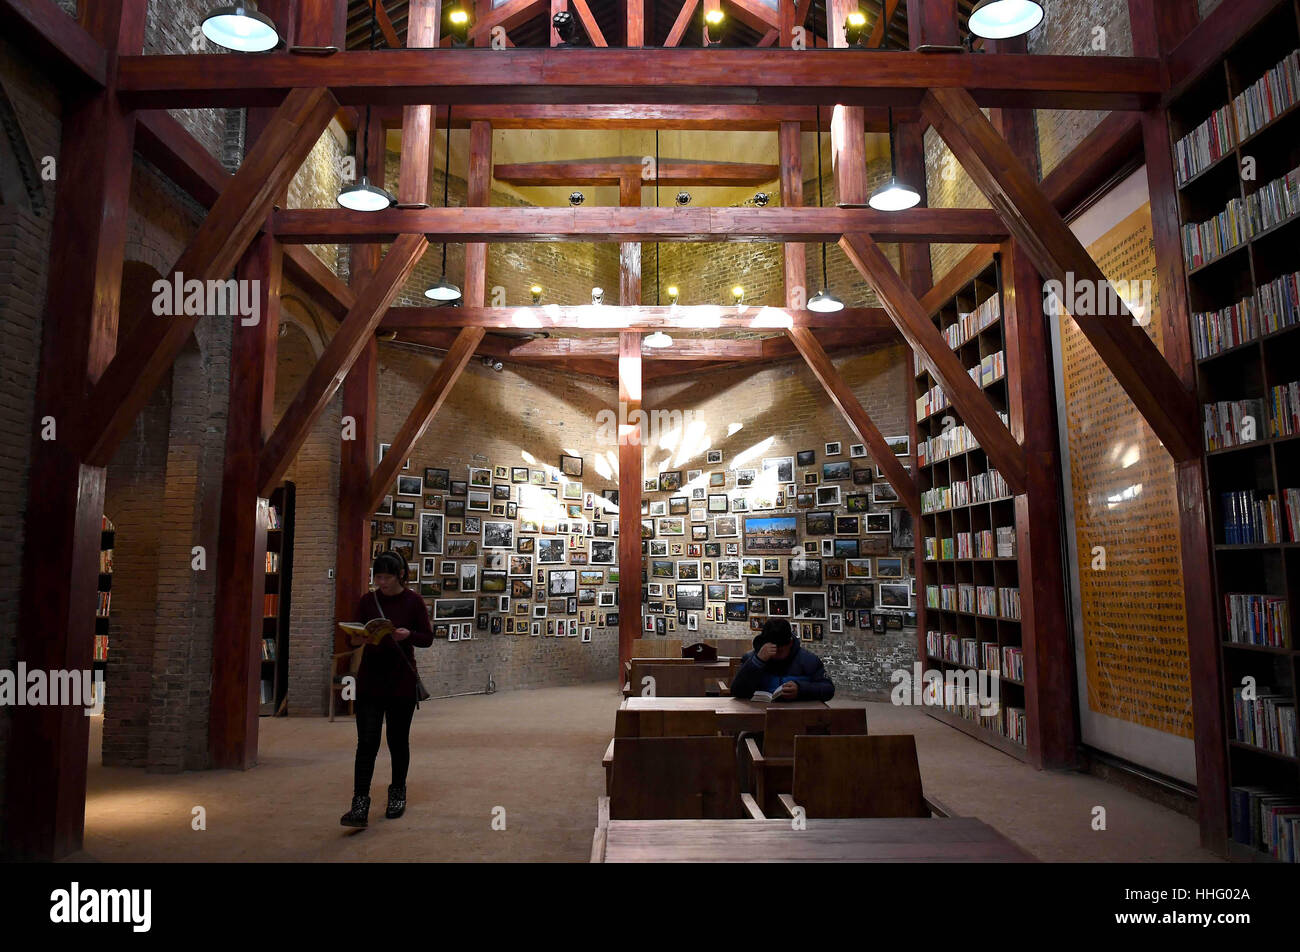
[844,9,868,45]
[809,104,845,313]
[666,286,680,305]
[868,106,922,211]
[447,4,471,45]
[591,287,604,306]
[731,285,745,306]
[703,8,726,46]
[569,191,585,206]
[752,192,770,207]
[492,361,504,372]
[967,0,1043,40]
[424,105,462,303]
[201,2,279,52]
[644,331,673,349]
[552,10,579,46]
[530,285,543,304]
[675,191,691,206]
[337,6,393,211]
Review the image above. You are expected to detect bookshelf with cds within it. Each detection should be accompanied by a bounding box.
[1170,0,1300,862]
[261,482,296,716]
[913,258,1028,762]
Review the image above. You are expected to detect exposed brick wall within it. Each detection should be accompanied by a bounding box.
[642,343,918,698]
[286,121,348,274]
[925,121,994,284]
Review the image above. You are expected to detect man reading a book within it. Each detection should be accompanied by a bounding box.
[338,551,434,828]
[729,618,835,702]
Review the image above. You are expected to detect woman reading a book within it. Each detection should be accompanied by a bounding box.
[339,551,434,828]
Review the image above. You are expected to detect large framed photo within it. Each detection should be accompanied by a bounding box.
[875,557,903,579]
[815,485,841,507]
[713,515,739,538]
[793,592,827,619]
[844,583,875,610]
[891,507,915,550]
[393,500,415,521]
[761,456,794,484]
[676,583,705,610]
[548,569,577,597]
[787,558,822,587]
[745,575,784,596]
[560,454,583,477]
[878,582,910,608]
[822,460,852,482]
[433,597,476,620]
[872,481,900,505]
[482,520,514,549]
[885,435,910,458]
[590,539,617,564]
[804,510,834,536]
[658,470,683,492]
[396,474,423,497]
[742,515,798,553]
[418,512,444,555]
[864,511,892,533]
[537,537,566,563]
[424,467,450,491]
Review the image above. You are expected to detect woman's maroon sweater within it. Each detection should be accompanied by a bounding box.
[353,587,434,701]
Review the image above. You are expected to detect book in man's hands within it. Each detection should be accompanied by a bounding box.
[339,618,395,645]
[750,690,776,702]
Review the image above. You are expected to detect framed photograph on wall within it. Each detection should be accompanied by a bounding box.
[879,582,910,608]
[824,441,841,456]
[468,467,492,488]
[850,444,866,458]
[706,449,723,465]
[536,537,566,563]
[864,512,892,533]
[482,521,514,549]
[393,501,415,521]
[761,456,794,484]
[885,435,910,458]
[560,454,583,477]
[852,468,873,486]
[876,557,903,579]
[891,507,915,550]
[590,539,616,564]
[424,467,449,491]
[375,495,393,516]
[467,490,491,511]
[418,513,444,555]
[796,449,815,467]
[815,486,841,507]
[822,460,852,482]
[787,558,822,587]
[793,592,827,619]
[872,481,900,505]
[433,597,476,620]
[742,515,797,553]
[658,470,683,492]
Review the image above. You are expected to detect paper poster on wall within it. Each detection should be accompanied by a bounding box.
[1047,167,1196,785]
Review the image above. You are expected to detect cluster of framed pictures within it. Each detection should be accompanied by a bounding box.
[638,442,916,638]
[371,451,618,641]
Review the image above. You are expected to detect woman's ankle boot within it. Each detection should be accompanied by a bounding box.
[340,794,371,827]
[385,784,406,819]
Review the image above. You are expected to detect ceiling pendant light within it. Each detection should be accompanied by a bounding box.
[201,3,279,52]
[338,8,394,211]
[869,106,921,212]
[425,105,461,303]
[645,331,673,349]
[810,104,845,313]
[967,0,1044,40]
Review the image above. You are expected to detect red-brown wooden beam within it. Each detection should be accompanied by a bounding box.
[494,159,778,187]
[787,327,920,515]
[905,0,957,46]
[620,173,641,306]
[571,0,607,45]
[617,332,643,676]
[1165,0,1282,95]
[0,0,107,88]
[664,0,698,45]
[270,206,1009,244]
[828,0,867,205]
[778,120,806,311]
[259,234,429,495]
[726,0,779,34]
[627,0,644,46]
[297,0,348,47]
[464,119,492,308]
[79,86,338,468]
[365,328,487,514]
[866,0,901,47]
[380,304,895,331]
[113,50,1164,111]
[1130,0,1228,853]
[841,231,1028,495]
[471,0,546,41]
[3,0,145,862]
[371,0,403,48]
[210,233,281,769]
[921,85,1201,463]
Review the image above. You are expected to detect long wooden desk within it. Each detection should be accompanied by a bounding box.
[596,818,1036,862]
[621,697,828,734]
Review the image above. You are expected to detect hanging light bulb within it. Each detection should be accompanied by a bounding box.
[644,331,674,349]
[425,105,461,302]
[731,286,745,305]
[592,287,605,306]
[201,3,279,52]
[868,107,922,211]
[967,0,1044,40]
[808,289,845,313]
[338,175,395,211]
[530,285,543,304]
[810,103,846,309]
[666,286,680,306]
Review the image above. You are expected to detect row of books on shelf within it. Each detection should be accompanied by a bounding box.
[919,469,1011,514]
[1225,592,1291,648]
[99,548,113,574]
[925,528,1016,560]
[93,635,109,662]
[924,633,1022,681]
[923,583,1020,618]
[1173,48,1300,187]
[1181,163,1300,268]
[267,506,283,530]
[1234,48,1300,142]
[1219,488,1299,544]
[938,694,1025,745]
[1230,787,1299,863]
[265,551,280,573]
[261,638,277,661]
[914,295,1002,375]
[1231,686,1297,757]
[917,412,1010,467]
[915,352,1006,420]
[1269,380,1300,438]
[263,593,280,618]
[259,680,274,705]
[1203,397,1264,450]
[1194,270,1300,359]
[95,591,110,618]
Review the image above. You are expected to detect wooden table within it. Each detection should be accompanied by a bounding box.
[596,818,1036,862]
[621,696,828,733]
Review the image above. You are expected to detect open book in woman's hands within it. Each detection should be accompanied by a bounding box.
[338,618,395,645]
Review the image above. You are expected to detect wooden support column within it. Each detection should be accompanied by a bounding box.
[840,232,1028,494]
[296,0,348,46]
[664,0,698,46]
[465,120,492,307]
[989,59,1077,769]
[905,0,957,46]
[1129,0,1227,852]
[627,0,644,46]
[81,86,338,467]
[3,0,146,861]
[617,332,643,676]
[619,172,641,305]
[779,121,806,305]
[827,0,866,205]
[921,86,1201,464]
[210,234,282,769]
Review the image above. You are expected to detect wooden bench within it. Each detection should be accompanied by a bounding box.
[776,735,954,819]
[598,736,764,829]
[602,708,719,794]
[742,707,868,815]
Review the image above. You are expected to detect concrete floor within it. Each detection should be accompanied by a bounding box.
[77,683,1221,862]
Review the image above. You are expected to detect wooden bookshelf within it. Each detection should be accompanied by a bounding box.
[1169,0,1300,862]
[261,482,295,716]
[913,259,1030,759]
[94,515,113,676]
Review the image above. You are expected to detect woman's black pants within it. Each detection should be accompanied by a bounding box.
[353,696,417,796]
